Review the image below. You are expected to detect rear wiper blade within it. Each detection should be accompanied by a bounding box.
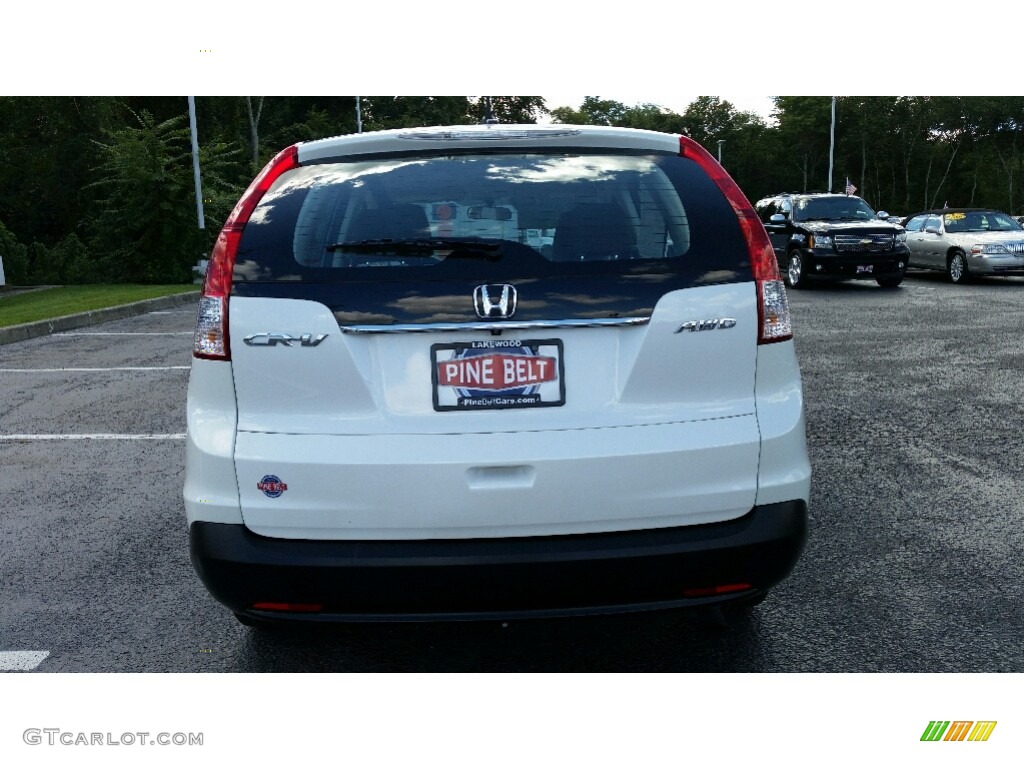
[326,238,503,260]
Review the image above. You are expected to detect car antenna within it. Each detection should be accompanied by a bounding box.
[482,97,499,124]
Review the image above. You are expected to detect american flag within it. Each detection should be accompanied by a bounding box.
[845,177,856,195]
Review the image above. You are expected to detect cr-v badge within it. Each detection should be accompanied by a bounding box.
[243,333,329,347]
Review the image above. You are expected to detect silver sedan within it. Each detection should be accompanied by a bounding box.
[903,209,1024,283]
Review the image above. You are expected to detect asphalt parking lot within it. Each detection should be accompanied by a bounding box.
[2,271,1023,672]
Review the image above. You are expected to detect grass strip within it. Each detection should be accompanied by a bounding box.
[0,285,197,328]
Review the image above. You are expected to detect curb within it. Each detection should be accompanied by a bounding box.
[0,291,200,345]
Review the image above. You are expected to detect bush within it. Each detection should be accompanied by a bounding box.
[60,234,105,284]
[9,233,101,285]
[48,233,103,284]
[28,241,56,284]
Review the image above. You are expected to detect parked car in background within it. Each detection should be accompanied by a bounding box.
[754,192,909,289]
[185,124,810,627]
[902,208,1024,283]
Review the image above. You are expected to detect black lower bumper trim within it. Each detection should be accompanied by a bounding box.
[803,250,907,279]
[190,501,807,621]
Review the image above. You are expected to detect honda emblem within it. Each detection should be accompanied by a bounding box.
[473,284,517,319]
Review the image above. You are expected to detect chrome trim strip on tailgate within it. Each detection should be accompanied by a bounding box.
[338,317,651,334]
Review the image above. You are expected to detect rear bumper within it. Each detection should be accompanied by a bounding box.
[190,500,808,621]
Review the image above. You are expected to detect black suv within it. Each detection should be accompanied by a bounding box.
[754,193,909,288]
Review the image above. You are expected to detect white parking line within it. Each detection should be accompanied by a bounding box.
[0,434,186,441]
[0,651,50,671]
[0,367,190,373]
[53,332,193,336]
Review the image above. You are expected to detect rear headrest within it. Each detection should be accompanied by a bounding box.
[348,204,430,242]
[552,203,637,261]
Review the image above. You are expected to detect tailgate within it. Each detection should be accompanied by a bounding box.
[228,283,762,539]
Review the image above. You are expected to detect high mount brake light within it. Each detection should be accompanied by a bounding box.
[193,145,300,361]
[679,137,793,345]
[396,128,582,141]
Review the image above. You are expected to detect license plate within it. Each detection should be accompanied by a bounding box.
[857,264,874,274]
[431,339,565,411]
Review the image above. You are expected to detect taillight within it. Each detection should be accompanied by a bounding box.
[193,294,228,359]
[679,137,793,344]
[682,583,753,598]
[193,145,300,360]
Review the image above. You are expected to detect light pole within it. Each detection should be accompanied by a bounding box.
[827,96,836,193]
[717,140,725,164]
[188,96,204,230]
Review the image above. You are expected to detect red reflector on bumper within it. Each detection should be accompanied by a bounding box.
[251,602,323,613]
[682,583,752,598]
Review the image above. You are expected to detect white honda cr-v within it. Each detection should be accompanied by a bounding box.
[184,123,810,626]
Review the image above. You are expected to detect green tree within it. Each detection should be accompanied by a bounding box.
[0,97,120,249]
[245,97,266,173]
[362,97,471,130]
[972,97,1024,213]
[619,103,685,133]
[470,97,546,124]
[27,242,52,284]
[773,96,834,192]
[891,96,936,212]
[680,96,740,147]
[550,98,683,131]
[549,105,589,124]
[550,97,630,126]
[717,117,775,203]
[56,234,101,284]
[88,106,242,283]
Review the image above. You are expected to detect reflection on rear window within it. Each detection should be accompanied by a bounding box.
[235,152,748,281]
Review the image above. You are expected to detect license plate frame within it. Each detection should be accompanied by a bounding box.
[431,338,566,412]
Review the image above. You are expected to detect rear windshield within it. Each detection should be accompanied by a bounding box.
[234,150,750,282]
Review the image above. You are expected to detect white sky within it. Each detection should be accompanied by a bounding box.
[2,5,1015,99]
